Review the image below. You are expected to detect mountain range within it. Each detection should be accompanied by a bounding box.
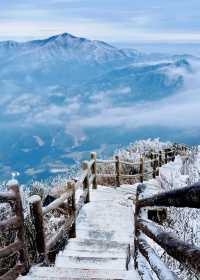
[0,32,198,183]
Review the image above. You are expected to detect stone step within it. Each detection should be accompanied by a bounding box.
[55,255,127,270]
[75,229,131,243]
[89,192,128,202]
[18,267,139,279]
[61,248,127,258]
[65,238,129,252]
[94,188,136,197]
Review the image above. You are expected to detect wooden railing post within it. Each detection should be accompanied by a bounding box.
[174,144,178,156]
[29,195,46,263]
[159,151,162,167]
[175,145,179,156]
[67,181,76,239]
[172,149,175,162]
[82,161,90,203]
[134,184,146,270]
[153,154,157,179]
[139,156,144,183]
[169,149,172,162]
[150,152,154,168]
[115,155,120,188]
[91,152,97,189]
[164,149,168,164]
[134,186,140,270]
[7,181,29,274]
[156,153,160,176]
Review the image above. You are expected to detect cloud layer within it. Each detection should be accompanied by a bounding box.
[1,58,200,137]
[1,0,200,44]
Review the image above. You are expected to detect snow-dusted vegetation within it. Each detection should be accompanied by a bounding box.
[0,139,200,278]
[117,140,200,279]
[0,173,79,272]
[158,148,200,280]
[99,139,200,279]
[97,138,173,186]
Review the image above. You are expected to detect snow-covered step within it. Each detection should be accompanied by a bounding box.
[91,188,134,197]
[65,238,129,252]
[90,189,129,201]
[76,229,132,243]
[19,267,139,279]
[55,255,128,270]
[61,248,127,258]
[18,185,137,280]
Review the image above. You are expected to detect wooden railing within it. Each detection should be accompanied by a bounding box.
[96,144,188,187]
[29,152,97,264]
[0,181,29,280]
[0,143,190,278]
[134,183,200,279]
[29,181,76,263]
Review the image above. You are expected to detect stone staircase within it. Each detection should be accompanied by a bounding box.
[19,185,155,280]
[56,238,129,269]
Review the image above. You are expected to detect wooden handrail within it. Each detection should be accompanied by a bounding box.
[96,159,116,164]
[0,190,16,202]
[88,159,95,169]
[76,188,89,216]
[29,151,98,263]
[82,161,90,203]
[134,176,200,277]
[8,183,29,273]
[115,156,120,188]
[91,152,97,189]
[30,195,46,261]
[0,142,191,277]
[0,264,24,280]
[42,191,72,215]
[137,218,200,275]
[97,173,116,178]
[139,157,144,183]
[80,169,89,184]
[137,235,177,280]
[29,180,77,263]
[137,182,200,209]
[0,181,29,279]
[119,160,140,166]
[0,216,20,231]
[0,240,22,258]
[46,224,66,252]
[119,174,140,179]
[96,144,189,187]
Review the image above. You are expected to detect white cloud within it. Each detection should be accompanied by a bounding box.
[130,14,153,27]
[1,18,200,43]
[1,56,200,139]
[74,88,200,130]
[33,136,45,147]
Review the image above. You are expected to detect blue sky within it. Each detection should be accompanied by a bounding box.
[0,0,200,46]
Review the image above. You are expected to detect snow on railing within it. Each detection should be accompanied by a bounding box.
[0,181,29,280]
[29,181,76,264]
[96,144,189,187]
[134,182,200,279]
[29,152,97,264]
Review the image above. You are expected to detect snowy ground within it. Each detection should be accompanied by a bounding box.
[55,185,139,278]
[54,184,162,279]
[18,143,200,279]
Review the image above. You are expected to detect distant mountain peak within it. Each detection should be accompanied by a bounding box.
[46,32,77,41]
[0,32,135,70]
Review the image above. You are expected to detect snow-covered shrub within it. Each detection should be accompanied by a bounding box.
[158,148,200,279]
[97,138,173,186]
[0,173,77,270]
